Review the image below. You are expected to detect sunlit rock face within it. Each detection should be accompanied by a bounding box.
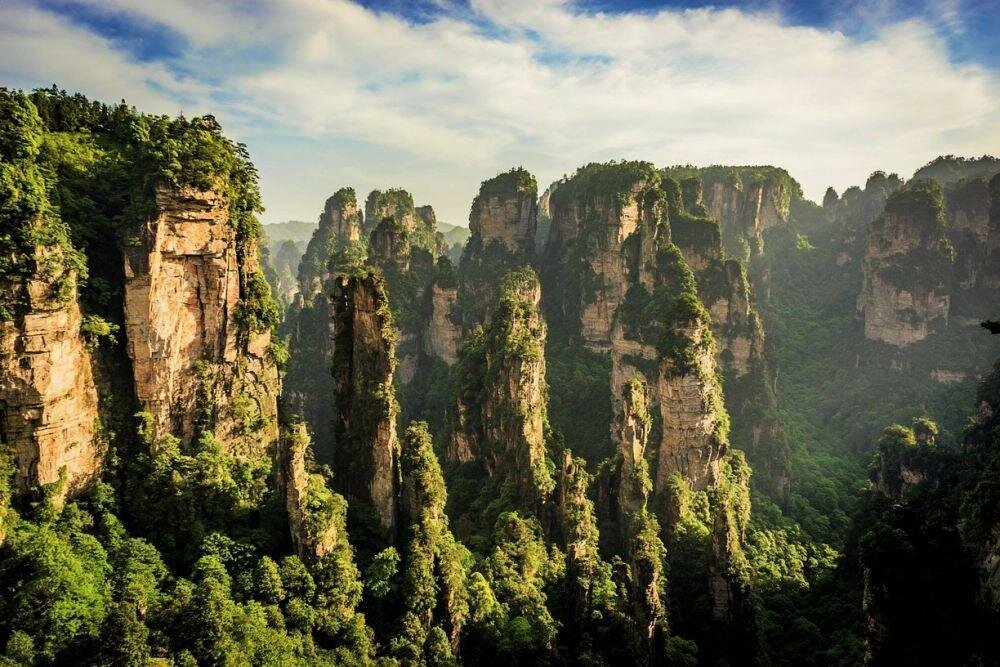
[1,247,101,498]
[123,185,279,455]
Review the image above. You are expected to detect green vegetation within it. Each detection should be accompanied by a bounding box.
[5,83,1000,665]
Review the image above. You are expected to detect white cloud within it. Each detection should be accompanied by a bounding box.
[1,0,997,224]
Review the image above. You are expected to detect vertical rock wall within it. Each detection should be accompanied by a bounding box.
[857,180,953,346]
[331,271,400,538]
[0,255,102,497]
[123,185,279,454]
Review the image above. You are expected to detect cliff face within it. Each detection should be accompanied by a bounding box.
[447,269,553,516]
[365,188,417,236]
[947,173,1000,316]
[824,172,903,263]
[297,188,362,298]
[423,281,460,365]
[647,320,727,492]
[123,185,279,454]
[280,422,342,563]
[469,170,537,255]
[700,172,791,262]
[858,180,953,346]
[457,168,538,331]
[544,162,667,349]
[604,379,668,650]
[0,245,102,497]
[331,271,400,538]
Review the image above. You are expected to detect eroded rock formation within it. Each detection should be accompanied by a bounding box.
[331,271,400,538]
[280,422,343,563]
[123,185,279,455]
[857,180,953,346]
[0,247,102,497]
[457,168,539,331]
[447,269,553,516]
[544,162,667,349]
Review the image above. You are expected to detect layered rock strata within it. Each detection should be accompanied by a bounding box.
[123,185,279,454]
[0,248,102,497]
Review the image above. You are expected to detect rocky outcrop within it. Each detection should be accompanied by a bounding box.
[123,185,279,455]
[364,188,417,236]
[655,321,727,492]
[456,168,539,331]
[369,216,412,272]
[708,452,755,653]
[601,379,668,651]
[698,260,762,377]
[447,269,553,515]
[612,320,727,495]
[0,250,102,497]
[544,162,667,349]
[331,271,400,538]
[469,168,538,255]
[857,180,953,346]
[422,280,460,365]
[824,172,904,263]
[297,188,362,298]
[947,173,1000,316]
[697,169,795,260]
[279,422,343,563]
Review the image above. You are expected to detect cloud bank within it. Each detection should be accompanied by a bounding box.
[1,0,997,224]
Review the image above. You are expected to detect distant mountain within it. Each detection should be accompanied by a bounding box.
[262,219,317,245]
[437,220,470,248]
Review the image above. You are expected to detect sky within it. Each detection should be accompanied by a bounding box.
[1,0,998,226]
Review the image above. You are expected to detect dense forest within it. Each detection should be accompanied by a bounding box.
[1,87,998,666]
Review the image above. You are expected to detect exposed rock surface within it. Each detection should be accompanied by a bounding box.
[469,169,538,255]
[447,269,553,515]
[331,271,400,538]
[612,320,727,495]
[544,162,667,350]
[279,422,341,563]
[457,168,539,331]
[947,173,1000,316]
[824,172,904,259]
[857,180,953,346]
[0,251,101,497]
[423,282,460,365]
[297,188,362,298]
[365,188,417,236]
[123,185,279,454]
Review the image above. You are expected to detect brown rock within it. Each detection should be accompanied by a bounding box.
[123,185,278,454]
[0,269,102,498]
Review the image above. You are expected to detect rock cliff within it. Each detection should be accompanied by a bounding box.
[544,161,667,349]
[422,272,460,365]
[469,168,537,255]
[947,173,1000,316]
[599,379,668,652]
[823,172,903,263]
[456,168,538,331]
[365,188,417,237]
[447,269,553,518]
[857,180,954,346]
[0,96,102,498]
[123,185,279,455]
[297,188,363,298]
[331,271,400,538]
[0,241,102,497]
[279,422,343,563]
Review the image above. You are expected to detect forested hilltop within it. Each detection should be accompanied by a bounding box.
[1,87,998,666]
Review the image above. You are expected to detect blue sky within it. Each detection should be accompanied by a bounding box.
[2,0,998,224]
